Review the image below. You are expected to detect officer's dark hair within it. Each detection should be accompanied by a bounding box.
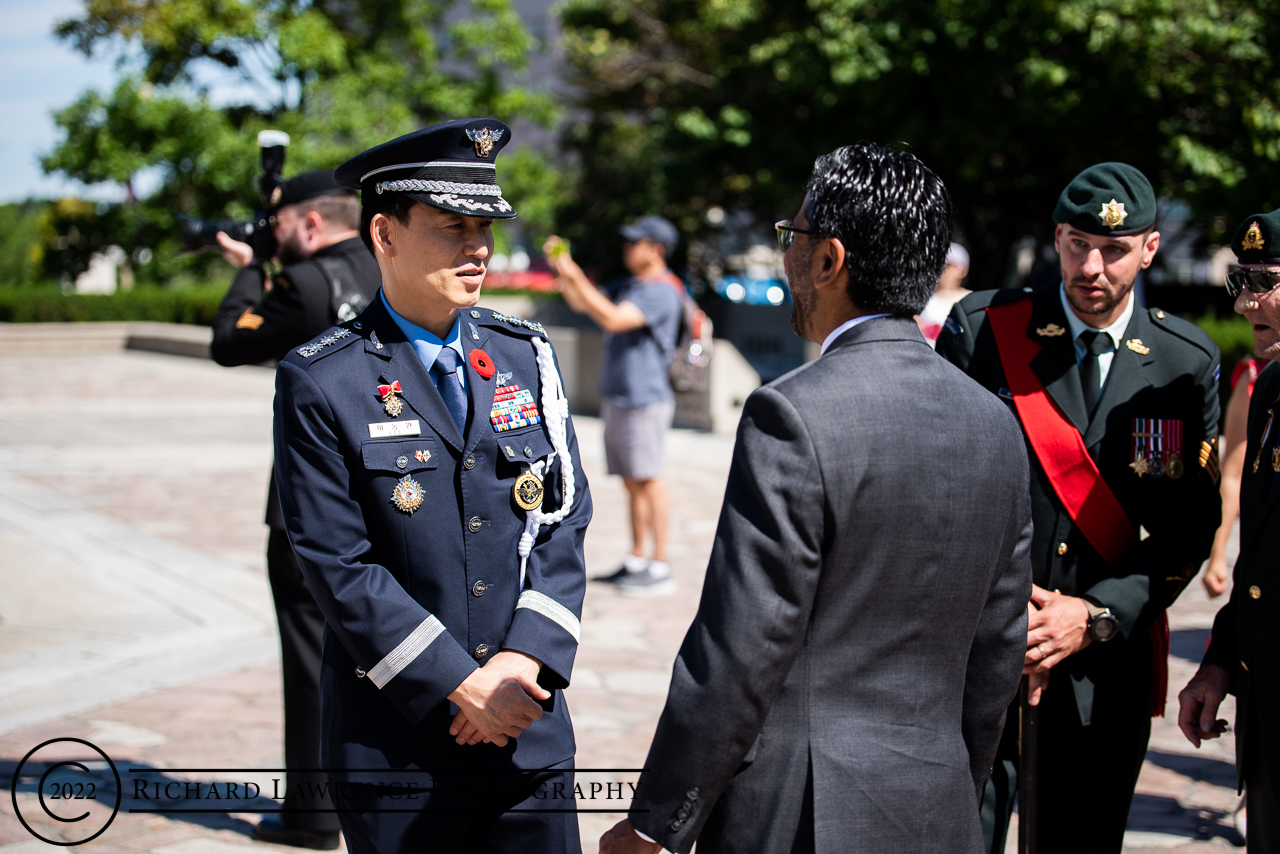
[359,192,417,256]
[295,193,360,231]
[805,143,952,316]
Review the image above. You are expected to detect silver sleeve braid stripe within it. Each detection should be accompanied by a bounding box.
[366,615,447,688]
[376,179,503,196]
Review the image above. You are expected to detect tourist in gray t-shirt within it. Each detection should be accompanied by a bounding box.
[545,216,684,595]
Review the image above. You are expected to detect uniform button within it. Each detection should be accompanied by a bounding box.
[1057,542,1068,556]
[670,820,683,831]
[463,454,477,470]
[1250,585,1262,599]
[470,310,481,318]
[472,580,488,597]
[468,516,483,533]
[677,808,690,820]
[523,445,533,459]
[1156,310,1165,319]
[355,667,366,678]
[474,644,489,660]
[396,455,408,469]
[686,788,699,799]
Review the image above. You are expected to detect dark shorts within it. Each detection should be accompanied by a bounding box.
[602,397,675,480]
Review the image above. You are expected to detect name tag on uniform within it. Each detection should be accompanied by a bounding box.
[368,420,421,438]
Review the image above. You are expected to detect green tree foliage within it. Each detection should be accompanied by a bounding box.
[555,0,1280,288]
[41,0,559,285]
[0,202,47,287]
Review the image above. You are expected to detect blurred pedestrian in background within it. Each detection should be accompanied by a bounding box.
[939,162,1222,854]
[544,217,684,596]
[211,170,380,850]
[1179,210,1280,851]
[600,142,1032,854]
[1203,354,1267,598]
[916,241,972,347]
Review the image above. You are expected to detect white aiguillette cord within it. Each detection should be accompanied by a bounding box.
[517,337,576,588]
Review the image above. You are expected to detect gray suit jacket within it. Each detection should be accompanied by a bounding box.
[628,316,1033,853]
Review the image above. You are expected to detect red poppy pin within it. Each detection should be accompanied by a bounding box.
[468,348,495,380]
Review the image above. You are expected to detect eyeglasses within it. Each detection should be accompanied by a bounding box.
[775,220,821,253]
[1225,267,1280,298]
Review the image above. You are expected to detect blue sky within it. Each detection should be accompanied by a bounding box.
[0,0,123,202]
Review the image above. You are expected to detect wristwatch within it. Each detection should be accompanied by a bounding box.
[1084,600,1118,642]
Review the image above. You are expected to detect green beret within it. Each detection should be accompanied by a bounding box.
[1231,210,1280,265]
[1053,162,1156,236]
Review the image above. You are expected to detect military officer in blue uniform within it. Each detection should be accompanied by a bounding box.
[272,118,592,853]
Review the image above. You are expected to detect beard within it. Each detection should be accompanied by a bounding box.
[276,231,307,267]
[1061,263,1134,318]
[789,243,817,339]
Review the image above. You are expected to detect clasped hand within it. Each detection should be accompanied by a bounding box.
[1023,584,1091,706]
[447,650,548,746]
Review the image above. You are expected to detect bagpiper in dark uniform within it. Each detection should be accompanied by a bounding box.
[938,162,1221,854]
[211,170,380,850]
[272,119,591,854]
[1179,209,1280,850]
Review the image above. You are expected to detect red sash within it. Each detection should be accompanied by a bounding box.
[987,299,1168,716]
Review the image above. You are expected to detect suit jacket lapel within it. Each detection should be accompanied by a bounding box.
[1081,309,1153,449]
[1026,292,1089,435]
[462,323,496,456]
[364,300,464,451]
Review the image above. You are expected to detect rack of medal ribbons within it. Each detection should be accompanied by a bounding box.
[490,383,543,433]
[1129,418,1184,479]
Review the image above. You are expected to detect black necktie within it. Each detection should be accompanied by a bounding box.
[1078,330,1110,416]
[432,346,468,433]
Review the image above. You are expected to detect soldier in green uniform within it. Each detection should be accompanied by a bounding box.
[1178,209,1280,851]
[938,162,1222,854]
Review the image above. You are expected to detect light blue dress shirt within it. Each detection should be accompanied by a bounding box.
[380,291,467,390]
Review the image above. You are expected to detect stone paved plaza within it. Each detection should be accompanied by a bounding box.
[0,346,1246,852]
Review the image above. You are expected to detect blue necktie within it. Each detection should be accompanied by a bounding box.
[432,346,468,434]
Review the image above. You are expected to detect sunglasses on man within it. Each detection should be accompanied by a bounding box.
[1225,267,1280,298]
[775,220,822,253]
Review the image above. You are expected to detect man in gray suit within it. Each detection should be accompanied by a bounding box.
[599,143,1033,854]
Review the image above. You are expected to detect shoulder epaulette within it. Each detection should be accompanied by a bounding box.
[955,285,1037,319]
[473,307,546,336]
[1146,307,1218,359]
[292,326,359,361]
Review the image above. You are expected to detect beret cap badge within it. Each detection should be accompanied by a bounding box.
[1243,221,1266,252]
[1099,199,1128,229]
[466,127,504,158]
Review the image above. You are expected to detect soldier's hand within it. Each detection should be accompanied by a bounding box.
[1024,585,1091,672]
[599,819,663,854]
[1177,664,1231,748]
[447,650,549,746]
[216,232,255,269]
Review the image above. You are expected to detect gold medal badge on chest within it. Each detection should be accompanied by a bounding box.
[391,475,424,514]
[378,381,404,417]
[513,471,544,511]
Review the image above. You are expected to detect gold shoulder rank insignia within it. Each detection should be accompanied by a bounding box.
[1243,221,1266,251]
[1199,439,1220,487]
[1036,323,1066,337]
[236,309,265,330]
[1125,339,1151,355]
[1099,199,1128,229]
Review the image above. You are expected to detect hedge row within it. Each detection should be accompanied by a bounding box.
[0,286,228,325]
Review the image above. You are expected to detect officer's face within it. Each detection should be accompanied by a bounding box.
[1054,224,1159,328]
[377,203,494,316]
[1233,264,1280,360]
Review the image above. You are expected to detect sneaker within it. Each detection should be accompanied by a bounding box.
[592,554,650,584]
[616,562,676,597]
